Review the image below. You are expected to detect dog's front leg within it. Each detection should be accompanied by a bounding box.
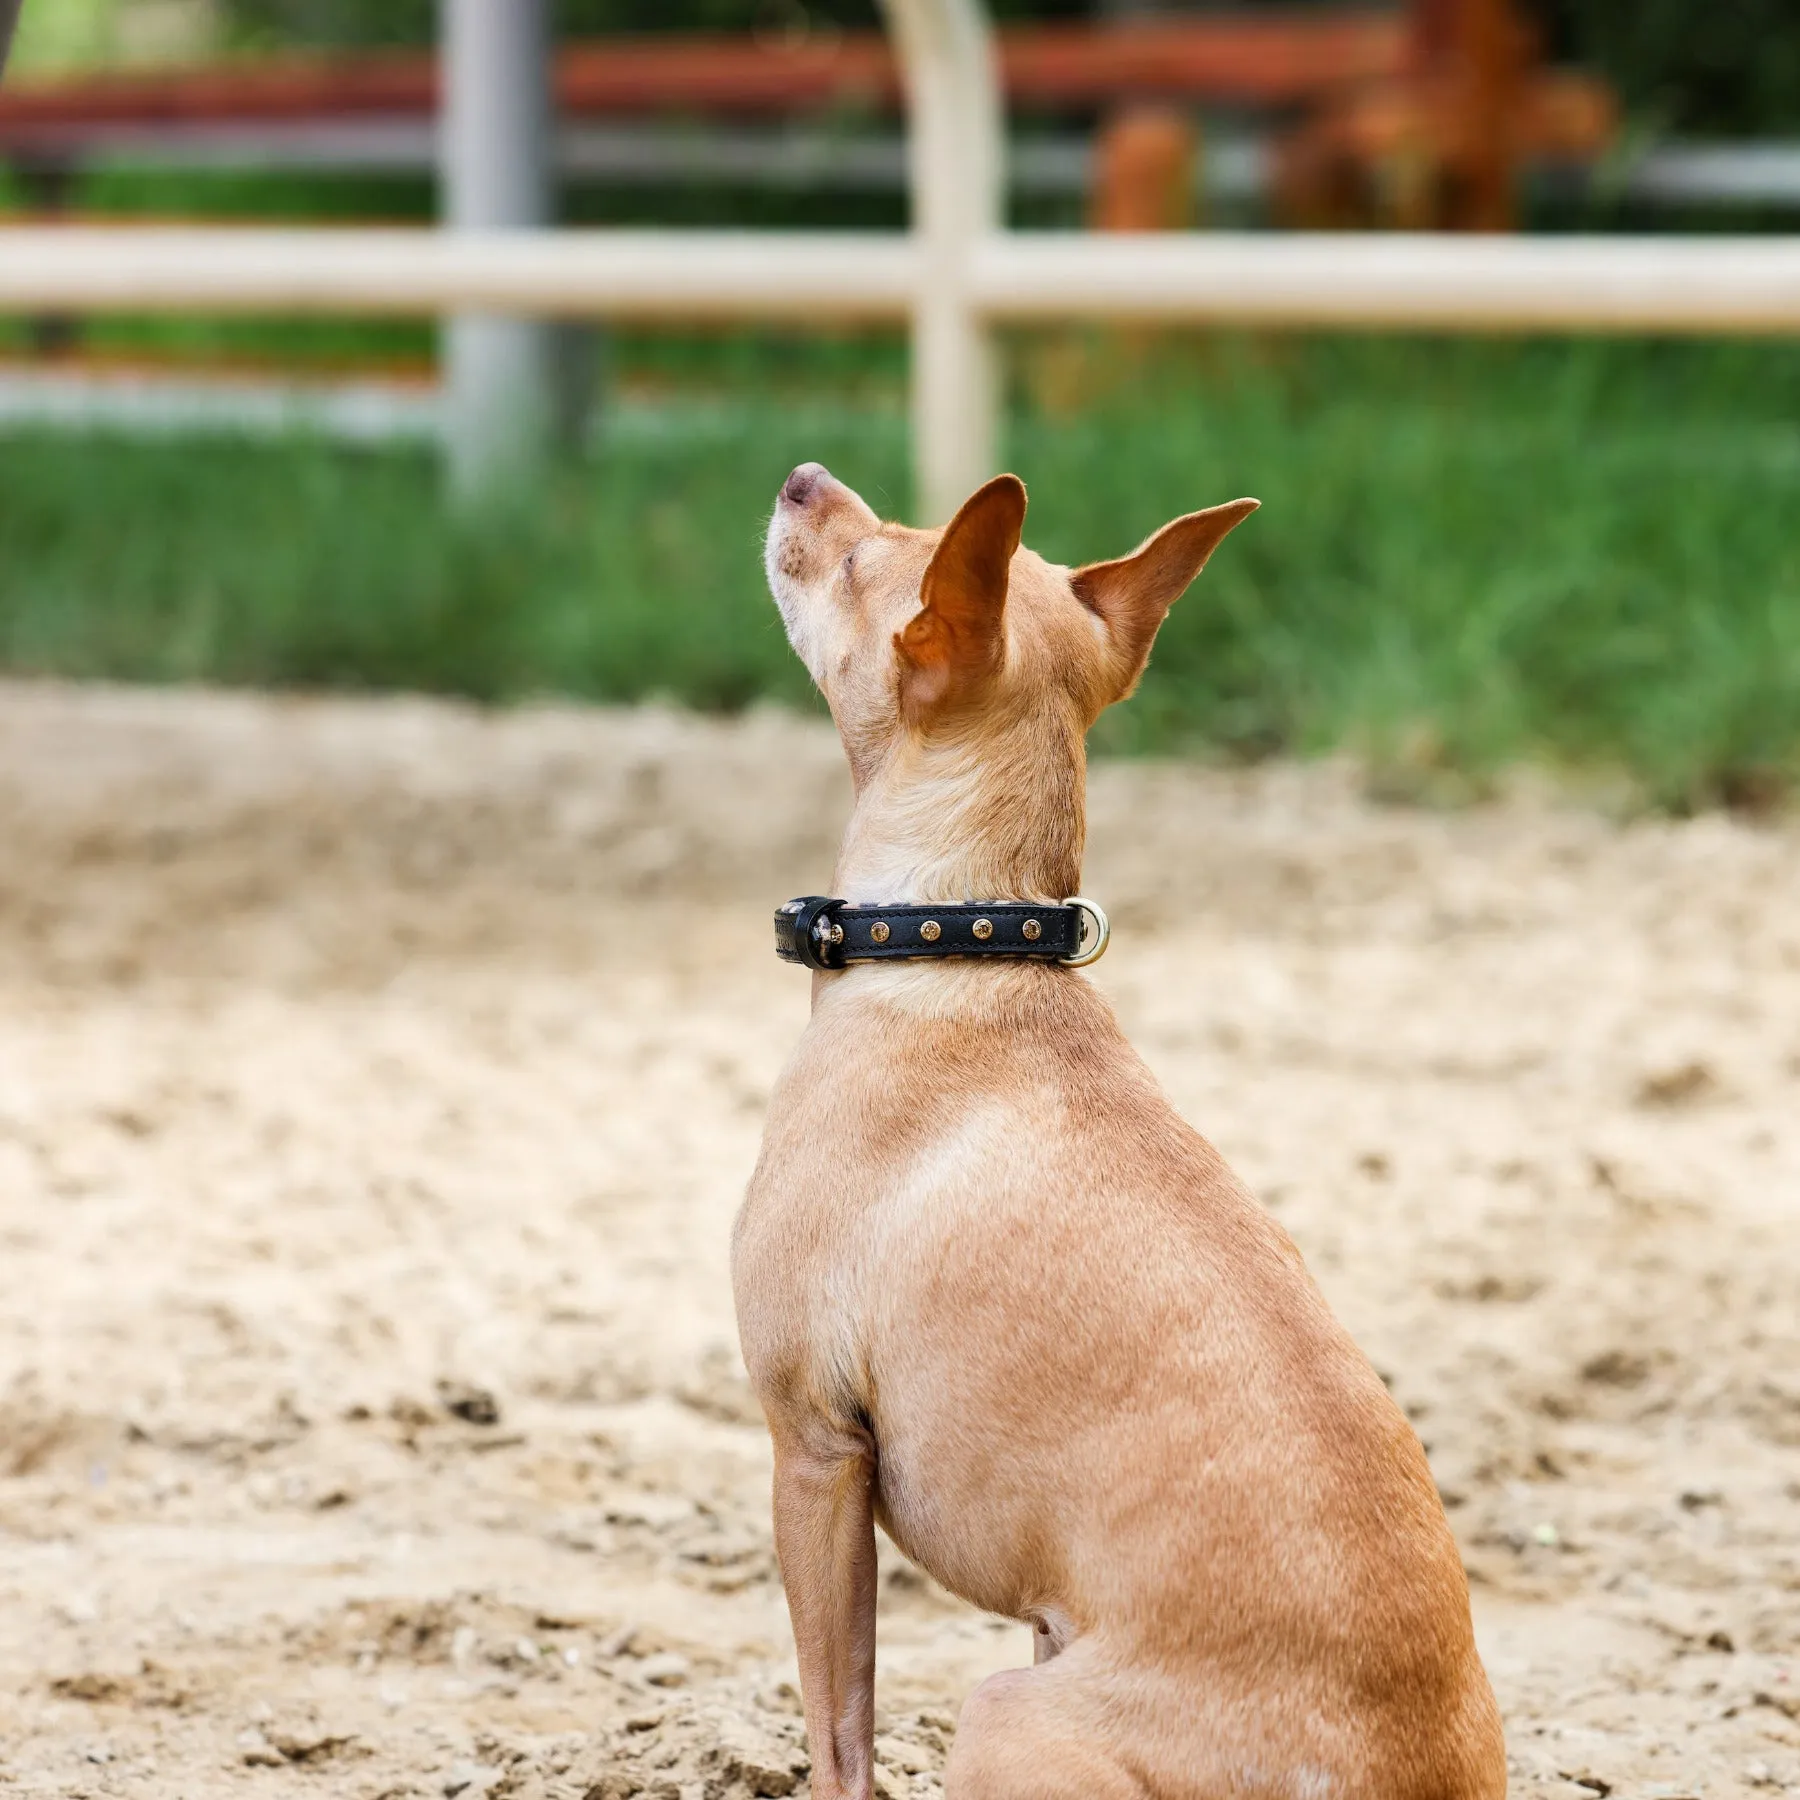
[772,1430,877,1800]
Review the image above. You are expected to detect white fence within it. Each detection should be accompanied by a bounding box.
[10,226,1800,336]
[3,0,1800,521]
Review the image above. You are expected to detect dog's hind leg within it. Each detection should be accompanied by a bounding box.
[945,1646,1144,1800]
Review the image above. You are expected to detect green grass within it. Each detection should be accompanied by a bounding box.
[1017,334,1800,806]
[2,331,1798,809]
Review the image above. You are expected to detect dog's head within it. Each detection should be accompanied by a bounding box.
[764,463,1256,898]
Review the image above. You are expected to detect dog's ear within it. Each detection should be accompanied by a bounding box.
[1074,498,1258,702]
[896,474,1027,718]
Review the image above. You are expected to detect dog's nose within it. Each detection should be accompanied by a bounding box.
[781,462,830,507]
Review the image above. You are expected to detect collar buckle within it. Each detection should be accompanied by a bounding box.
[773,895,847,970]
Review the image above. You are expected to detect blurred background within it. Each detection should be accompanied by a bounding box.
[0,0,1797,808]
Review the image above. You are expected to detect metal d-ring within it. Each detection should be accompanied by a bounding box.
[1058,896,1111,967]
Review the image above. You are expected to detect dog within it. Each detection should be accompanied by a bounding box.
[734,463,1505,1800]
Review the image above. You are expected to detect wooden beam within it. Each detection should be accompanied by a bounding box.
[0,16,1405,137]
[4,227,1799,338]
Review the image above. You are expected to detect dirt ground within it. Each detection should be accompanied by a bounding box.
[0,680,1797,1800]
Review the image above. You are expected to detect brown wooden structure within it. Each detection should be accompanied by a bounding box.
[0,16,1404,141]
[0,7,1610,235]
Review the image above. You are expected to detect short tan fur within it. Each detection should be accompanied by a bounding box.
[735,463,1505,1800]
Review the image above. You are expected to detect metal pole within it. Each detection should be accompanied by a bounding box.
[439,0,552,503]
[881,0,1002,524]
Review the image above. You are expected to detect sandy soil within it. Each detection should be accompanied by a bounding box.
[0,680,1797,1800]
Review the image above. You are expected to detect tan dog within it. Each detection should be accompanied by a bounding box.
[734,463,1505,1800]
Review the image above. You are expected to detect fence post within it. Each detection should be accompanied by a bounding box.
[881,0,1002,524]
[440,0,553,504]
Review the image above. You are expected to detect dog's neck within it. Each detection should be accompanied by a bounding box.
[831,720,1085,907]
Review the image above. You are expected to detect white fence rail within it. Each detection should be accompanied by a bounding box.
[0,227,921,319]
[984,234,1800,333]
[8,226,1800,336]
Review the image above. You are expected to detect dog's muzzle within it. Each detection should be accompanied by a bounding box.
[774,897,1110,971]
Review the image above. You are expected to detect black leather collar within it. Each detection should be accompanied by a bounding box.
[774,896,1109,971]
